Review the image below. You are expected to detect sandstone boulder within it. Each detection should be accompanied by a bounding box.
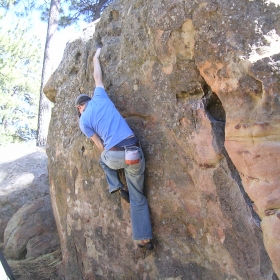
[4,195,59,260]
[44,0,280,279]
[0,145,50,243]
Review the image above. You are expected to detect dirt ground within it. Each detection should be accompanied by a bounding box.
[0,143,62,280]
[0,142,42,163]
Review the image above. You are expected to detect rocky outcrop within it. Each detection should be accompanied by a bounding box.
[44,0,280,279]
[4,195,60,260]
[0,146,50,243]
[0,145,60,278]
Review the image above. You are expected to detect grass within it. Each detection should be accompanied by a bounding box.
[8,249,62,280]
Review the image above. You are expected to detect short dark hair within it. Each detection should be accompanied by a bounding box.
[75,94,91,106]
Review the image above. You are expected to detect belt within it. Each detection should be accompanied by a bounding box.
[109,146,125,151]
[109,139,140,151]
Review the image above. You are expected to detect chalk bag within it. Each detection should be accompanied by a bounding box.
[125,146,140,165]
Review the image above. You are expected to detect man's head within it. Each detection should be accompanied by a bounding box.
[75,94,91,106]
[75,94,91,118]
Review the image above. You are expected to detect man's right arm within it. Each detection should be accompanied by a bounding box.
[90,133,104,151]
[93,48,104,88]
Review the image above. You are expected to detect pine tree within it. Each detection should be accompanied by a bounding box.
[38,0,114,27]
[2,0,114,146]
[59,0,114,26]
[36,0,61,147]
[0,18,42,145]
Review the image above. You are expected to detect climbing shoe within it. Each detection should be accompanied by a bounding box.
[137,240,154,258]
[120,189,130,203]
[138,240,154,250]
[111,188,130,203]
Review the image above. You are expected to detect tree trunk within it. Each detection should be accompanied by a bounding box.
[36,0,61,146]
[95,0,109,20]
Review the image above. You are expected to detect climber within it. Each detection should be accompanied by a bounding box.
[75,46,154,251]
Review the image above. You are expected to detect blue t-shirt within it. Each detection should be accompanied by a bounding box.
[79,87,133,150]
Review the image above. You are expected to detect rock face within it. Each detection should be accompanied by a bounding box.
[0,144,60,278]
[4,195,60,260]
[0,145,50,243]
[44,0,280,279]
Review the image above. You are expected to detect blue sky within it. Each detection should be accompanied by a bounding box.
[2,3,87,70]
[27,11,86,70]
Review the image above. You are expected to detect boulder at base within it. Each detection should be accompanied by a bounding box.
[4,195,60,260]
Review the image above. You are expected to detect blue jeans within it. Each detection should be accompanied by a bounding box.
[100,147,153,240]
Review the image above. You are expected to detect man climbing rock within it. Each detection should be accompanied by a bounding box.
[75,47,154,251]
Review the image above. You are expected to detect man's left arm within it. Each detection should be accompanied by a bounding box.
[91,133,104,151]
[93,48,104,88]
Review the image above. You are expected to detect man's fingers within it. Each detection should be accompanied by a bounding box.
[94,48,101,58]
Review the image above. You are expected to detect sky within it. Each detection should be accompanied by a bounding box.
[2,2,87,70]
[29,11,87,70]
[4,0,279,73]
[264,0,280,5]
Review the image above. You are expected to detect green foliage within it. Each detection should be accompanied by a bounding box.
[2,0,115,29]
[3,0,115,29]
[39,0,114,27]
[0,0,15,9]
[59,0,114,26]
[0,0,37,16]
[0,18,42,145]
